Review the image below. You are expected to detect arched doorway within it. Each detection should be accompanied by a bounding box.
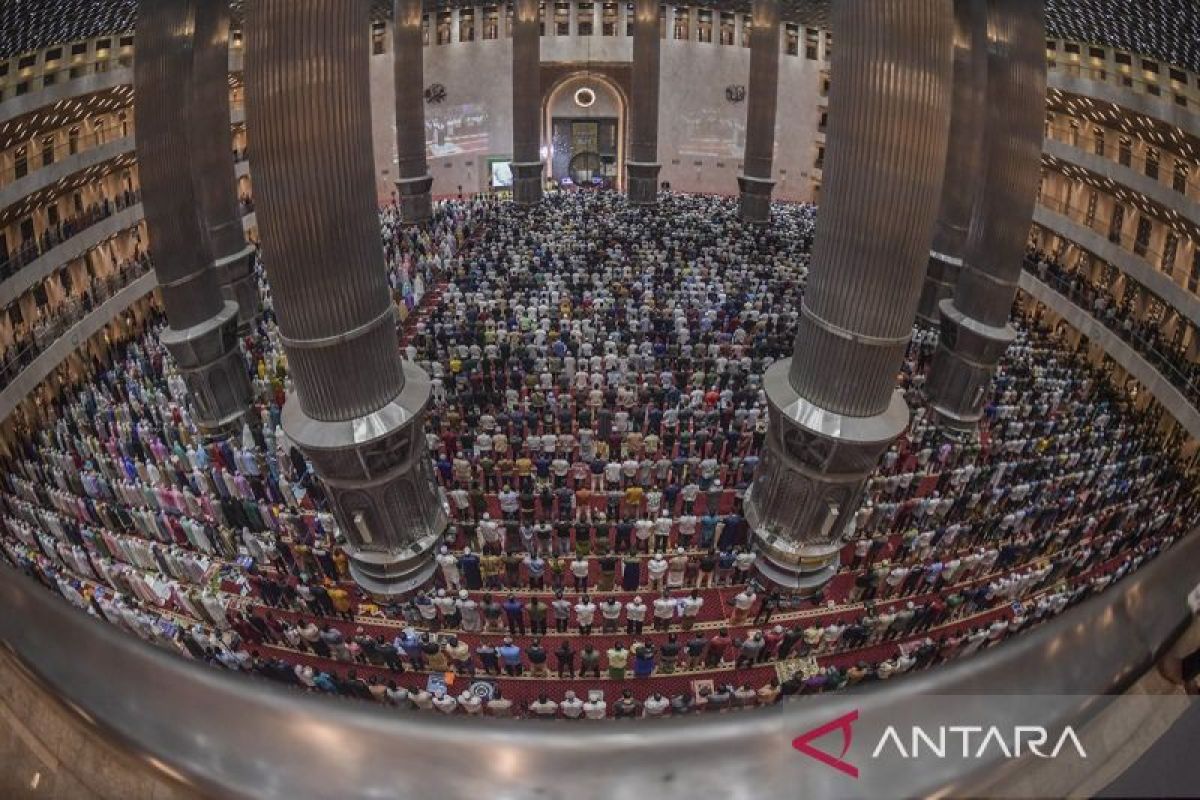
[543,73,626,191]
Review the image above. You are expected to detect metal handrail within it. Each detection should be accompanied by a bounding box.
[1,524,1197,799]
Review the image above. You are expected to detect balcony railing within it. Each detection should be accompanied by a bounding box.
[1048,60,1198,111]
[1043,122,1200,206]
[2,520,1197,798]
[0,256,152,390]
[1036,195,1173,274]
[0,189,141,280]
[1022,254,1200,407]
[0,123,131,188]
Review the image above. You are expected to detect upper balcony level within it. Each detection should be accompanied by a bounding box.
[1043,116,1200,224]
[1047,38,1200,137]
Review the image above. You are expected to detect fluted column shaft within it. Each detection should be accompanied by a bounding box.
[745,0,953,591]
[245,0,446,597]
[193,0,259,333]
[511,0,544,204]
[626,0,661,204]
[134,0,250,436]
[926,0,1047,427]
[916,0,988,325]
[394,0,433,224]
[738,0,780,223]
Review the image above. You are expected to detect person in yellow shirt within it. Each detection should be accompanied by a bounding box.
[481,553,503,593]
[332,548,350,580]
[624,484,645,515]
[607,643,630,680]
[327,584,353,621]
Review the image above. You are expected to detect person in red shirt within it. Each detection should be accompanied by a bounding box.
[761,625,784,663]
[705,628,731,668]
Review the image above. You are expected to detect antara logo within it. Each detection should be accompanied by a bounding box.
[792,710,860,778]
[792,711,1088,779]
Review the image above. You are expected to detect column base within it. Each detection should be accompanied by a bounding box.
[283,360,448,599]
[214,245,259,335]
[737,174,775,224]
[511,161,544,206]
[745,359,909,591]
[396,175,434,225]
[347,534,442,599]
[925,298,1017,429]
[915,249,962,327]
[626,160,661,205]
[159,301,252,436]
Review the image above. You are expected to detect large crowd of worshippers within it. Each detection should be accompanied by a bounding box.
[1,191,1196,720]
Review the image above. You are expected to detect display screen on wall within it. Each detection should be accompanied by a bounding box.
[426,103,490,156]
[678,109,745,159]
[490,160,513,188]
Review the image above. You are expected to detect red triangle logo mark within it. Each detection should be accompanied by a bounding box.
[791,709,860,779]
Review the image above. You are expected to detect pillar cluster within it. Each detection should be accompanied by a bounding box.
[745,0,954,592]
[134,0,251,438]
[925,0,1048,429]
[916,0,988,326]
[244,0,447,598]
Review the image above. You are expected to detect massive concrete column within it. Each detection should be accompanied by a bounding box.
[626,0,661,204]
[394,0,433,224]
[745,0,953,592]
[925,0,1047,428]
[134,0,251,436]
[245,0,447,597]
[192,0,258,335]
[737,0,780,223]
[511,0,543,204]
[916,0,988,325]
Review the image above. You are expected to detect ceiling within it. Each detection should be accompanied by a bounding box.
[0,0,1198,73]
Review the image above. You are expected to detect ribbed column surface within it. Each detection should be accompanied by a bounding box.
[512,0,541,164]
[191,0,246,262]
[394,0,428,181]
[244,0,405,422]
[787,0,953,417]
[953,0,1047,327]
[629,0,660,165]
[133,0,225,331]
[929,0,988,261]
[742,0,780,180]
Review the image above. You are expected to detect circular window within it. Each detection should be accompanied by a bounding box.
[574,87,596,108]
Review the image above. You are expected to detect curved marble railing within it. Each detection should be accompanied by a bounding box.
[1,520,1197,799]
[1047,69,1200,139]
[1032,204,1200,326]
[1018,267,1200,438]
[1041,137,1200,229]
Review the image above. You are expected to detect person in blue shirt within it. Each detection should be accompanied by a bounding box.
[502,593,526,635]
[313,671,337,693]
[633,643,656,678]
[700,512,720,548]
[716,548,737,586]
[498,637,523,676]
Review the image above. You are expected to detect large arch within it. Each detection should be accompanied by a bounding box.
[542,70,628,191]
